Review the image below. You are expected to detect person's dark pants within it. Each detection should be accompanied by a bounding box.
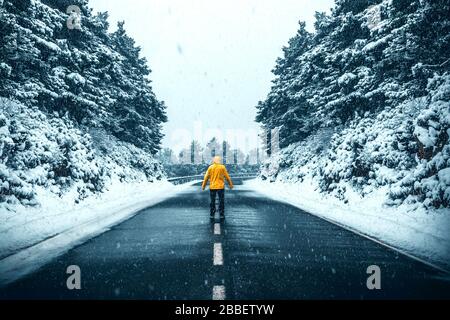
[210,189,225,216]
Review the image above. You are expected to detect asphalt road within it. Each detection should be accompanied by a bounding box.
[1,179,450,299]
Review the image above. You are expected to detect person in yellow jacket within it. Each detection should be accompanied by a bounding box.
[202,156,233,219]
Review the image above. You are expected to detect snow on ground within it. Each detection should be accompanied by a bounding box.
[245,178,450,272]
[0,179,194,287]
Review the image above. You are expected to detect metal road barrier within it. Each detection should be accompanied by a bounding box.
[167,173,258,185]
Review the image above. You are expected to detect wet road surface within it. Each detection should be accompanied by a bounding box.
[1,180,450,299]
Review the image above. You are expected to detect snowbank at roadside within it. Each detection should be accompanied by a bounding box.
[245,178,450,272]
[0,179,193,286]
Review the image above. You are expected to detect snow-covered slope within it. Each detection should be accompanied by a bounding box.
[261,74,450,209]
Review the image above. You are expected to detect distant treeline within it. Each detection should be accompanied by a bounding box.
[159,137,262,177]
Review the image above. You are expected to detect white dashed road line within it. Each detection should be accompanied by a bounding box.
[213,243,223,266]
[212,221,225,299]
[212,285,226,300]
[214,223,221,235]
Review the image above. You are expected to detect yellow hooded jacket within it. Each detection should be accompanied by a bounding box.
[202,161,233,190]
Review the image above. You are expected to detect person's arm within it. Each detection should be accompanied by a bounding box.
[202,168,210,190]
[224,167,233,189]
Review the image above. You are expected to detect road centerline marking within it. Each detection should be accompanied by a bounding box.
[212,285,226,300]
[214,223,221,235]
[213,243,223,266]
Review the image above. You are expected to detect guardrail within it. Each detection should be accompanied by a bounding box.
[167,175,203,185]
[167,173,258,185]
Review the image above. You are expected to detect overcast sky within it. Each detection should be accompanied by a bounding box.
[89,0,334,152]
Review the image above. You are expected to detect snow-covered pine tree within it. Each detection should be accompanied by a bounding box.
[0,0,166,153]
[256,0,450,208]
[0,0,166,206]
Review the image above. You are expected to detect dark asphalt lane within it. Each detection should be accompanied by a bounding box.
[1,179,450,299]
